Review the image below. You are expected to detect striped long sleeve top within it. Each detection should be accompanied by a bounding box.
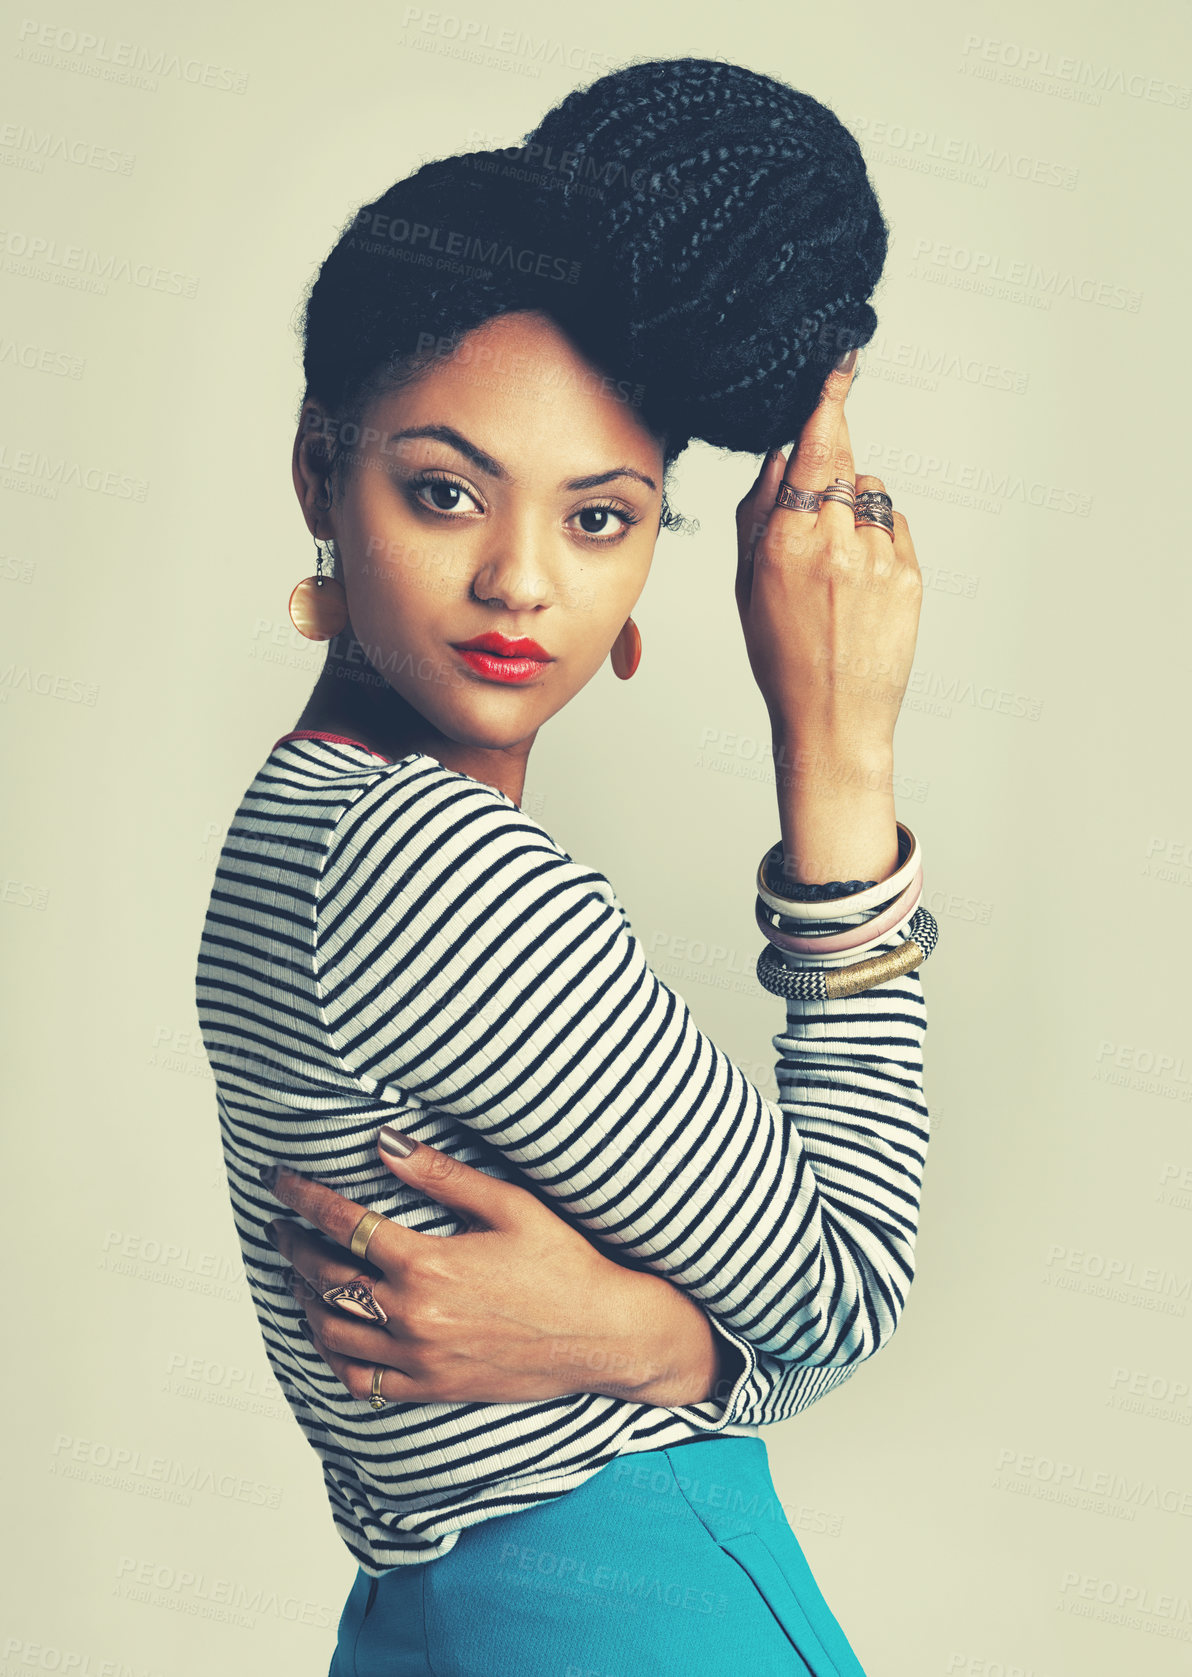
[194,730,931,1576]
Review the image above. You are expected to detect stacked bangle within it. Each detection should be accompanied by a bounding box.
[756,906,939,1000]
[753,819,939,999]
[757,822,918,919]
[756,866,923,956]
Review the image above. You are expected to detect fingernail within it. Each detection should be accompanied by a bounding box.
[297,1319,314,1342]
[263,1221,280,1248]
[378,1125,417,1157]
[835,347,858,373]
[258,1163,281,1190]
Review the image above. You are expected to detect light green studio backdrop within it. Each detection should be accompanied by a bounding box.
[2,0,1189,1672]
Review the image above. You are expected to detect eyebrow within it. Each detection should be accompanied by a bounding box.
[384,424,658,494]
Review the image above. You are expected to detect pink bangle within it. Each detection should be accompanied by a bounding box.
[756,867,924,955]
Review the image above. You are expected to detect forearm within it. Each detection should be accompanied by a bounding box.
[772,729,900,884]
[580,742,910,1409]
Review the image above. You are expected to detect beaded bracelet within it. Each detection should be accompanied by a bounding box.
[756,906,939,1000]
[766,877,878,902]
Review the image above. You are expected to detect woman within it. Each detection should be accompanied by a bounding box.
[196,56,933,1676]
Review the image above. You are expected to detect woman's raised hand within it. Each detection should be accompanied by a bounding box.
[262,1133,723,1408]
[734,353,923,762]
[733,352,924,884]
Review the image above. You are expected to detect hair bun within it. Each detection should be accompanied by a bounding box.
[522,57,888,454]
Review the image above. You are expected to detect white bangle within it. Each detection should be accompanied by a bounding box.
[769,885,925,968]
[756,820,921,920]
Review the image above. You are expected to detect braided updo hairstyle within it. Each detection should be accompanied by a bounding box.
[300,55,888,529]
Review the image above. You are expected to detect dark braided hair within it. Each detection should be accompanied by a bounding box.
[299,55,888,530]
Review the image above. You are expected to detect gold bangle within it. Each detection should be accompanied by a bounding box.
[823,938,925,998]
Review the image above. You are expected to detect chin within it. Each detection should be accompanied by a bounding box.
[431,698,552,752]
[446,721,540,751]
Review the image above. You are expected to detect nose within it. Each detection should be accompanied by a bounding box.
[469,519,555,612]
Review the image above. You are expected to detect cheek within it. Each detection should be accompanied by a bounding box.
[349,524,463,619]
[348,476,438,578]
[570,605,633,680]
[354,567,439,639]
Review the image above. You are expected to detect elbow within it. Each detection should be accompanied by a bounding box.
[779,1245,917,1369]
[864,1271,913,1359]
[847,1247,916,1362]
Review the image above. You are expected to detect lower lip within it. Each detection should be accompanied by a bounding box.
[453,648,551,684]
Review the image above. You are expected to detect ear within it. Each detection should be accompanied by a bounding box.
[292,399,335,541]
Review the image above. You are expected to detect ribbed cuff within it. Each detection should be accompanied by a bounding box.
[659,1317,759,1431]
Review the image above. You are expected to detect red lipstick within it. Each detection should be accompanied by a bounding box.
[451,631,554,685]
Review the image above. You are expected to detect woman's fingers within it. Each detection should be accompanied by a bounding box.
[735,450,784,614]
[372,1129,542,1232]
[283,1258,425,1401]
[304,1323,422,1406]
[851,469,898,571]
[291,1275,403,1359]
[775,352,858,522]
[295,1274,529,1406]
[813,404,859,542]
[261,1135,544,1280]
[734,352,860,615]
[268,1221,388,1318]
[262,1164,416,1272]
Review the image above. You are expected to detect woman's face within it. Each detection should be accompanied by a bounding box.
[295,309,665,752]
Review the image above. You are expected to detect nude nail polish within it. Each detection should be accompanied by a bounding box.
[378,1125,417,1157]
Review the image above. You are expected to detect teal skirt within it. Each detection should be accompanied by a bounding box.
[329,1435,869,1676]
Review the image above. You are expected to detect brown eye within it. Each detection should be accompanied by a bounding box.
[407,473,481,516]
[569,503,641,544]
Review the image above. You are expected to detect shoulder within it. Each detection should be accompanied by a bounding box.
[318,753,633,939]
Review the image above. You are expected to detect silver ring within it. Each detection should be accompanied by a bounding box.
[855,510,895,540]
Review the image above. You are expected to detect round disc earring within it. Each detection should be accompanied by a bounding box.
[289,538,348,641]
[609,616,641,680]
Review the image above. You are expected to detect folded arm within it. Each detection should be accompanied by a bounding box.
[313,762,929,1425]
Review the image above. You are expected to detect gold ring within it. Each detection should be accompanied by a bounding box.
[369,1365,386,1410]
[321,1276,389,1323]
[349,1209,386,1262]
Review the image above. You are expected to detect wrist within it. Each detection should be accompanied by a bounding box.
[610,1272,721,1408]
[773,784,899,888]
[771,725,895,784]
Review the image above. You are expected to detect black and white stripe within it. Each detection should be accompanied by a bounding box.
[195,735,930,1576]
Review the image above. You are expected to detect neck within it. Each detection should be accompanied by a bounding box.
[292,637,534,807]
